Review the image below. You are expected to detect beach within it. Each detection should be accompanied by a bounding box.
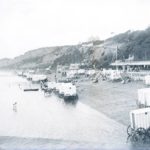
[78,80,146,126]
[0,71,148,150]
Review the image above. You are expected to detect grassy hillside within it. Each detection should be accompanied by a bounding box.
[1,27,150,70]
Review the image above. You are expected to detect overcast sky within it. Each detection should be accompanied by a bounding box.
[0,0,150,59]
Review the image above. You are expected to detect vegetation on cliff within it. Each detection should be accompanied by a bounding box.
[1,27,150,70]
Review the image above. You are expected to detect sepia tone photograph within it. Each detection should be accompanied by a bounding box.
[0,0,150,149]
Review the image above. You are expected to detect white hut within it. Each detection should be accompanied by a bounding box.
[32,75,47,83]
[47,82,57,90]
[86,69,96,76]
[145,75,150,85]
[63,85,77,97]
[137,88,150,107]
[130,108,150,130]
[109,70,122,81]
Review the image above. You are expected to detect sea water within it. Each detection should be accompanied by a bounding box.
[0,71,129,150]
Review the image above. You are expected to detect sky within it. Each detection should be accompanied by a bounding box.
[0,0,150,59]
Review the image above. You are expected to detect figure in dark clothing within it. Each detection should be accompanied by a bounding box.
[13,102,17,112]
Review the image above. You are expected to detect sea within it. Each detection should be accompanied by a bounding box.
[0,71,133,150]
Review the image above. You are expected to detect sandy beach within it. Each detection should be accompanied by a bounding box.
[77,80,146,126]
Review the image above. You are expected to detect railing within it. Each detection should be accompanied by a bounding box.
[127,71,150,81]
[101,70,150,81]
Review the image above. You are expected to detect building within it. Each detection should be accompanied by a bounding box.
[82,43,93,47]
[110,61,150,71]
[69,64,80,70]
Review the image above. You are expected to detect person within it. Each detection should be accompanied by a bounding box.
[55,74,57,82]
[13,102,17,112]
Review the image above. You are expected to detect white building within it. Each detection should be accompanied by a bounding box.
[69,64,80,70]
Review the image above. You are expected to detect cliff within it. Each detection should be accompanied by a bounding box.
[1,27,150,70]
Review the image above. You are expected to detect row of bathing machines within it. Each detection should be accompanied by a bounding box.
[41,82,78,103]
[18,72,78,104]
